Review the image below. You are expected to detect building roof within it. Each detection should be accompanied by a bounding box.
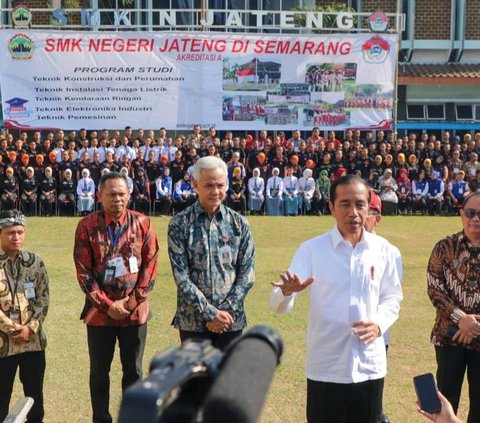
[399,63,480,82]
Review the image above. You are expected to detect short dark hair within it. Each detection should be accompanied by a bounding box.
[329,174,370,204]
[98,172,128,192]
[462,191,480,209]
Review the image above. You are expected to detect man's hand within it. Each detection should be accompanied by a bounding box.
[107,297,130,320]
[12,324,33,342]
[271,270,314,296]
[352,320,381,344]
[206,311,234,333]
[455,314,480,343]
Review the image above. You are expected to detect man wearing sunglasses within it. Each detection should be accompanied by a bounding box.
[427,191,480,423]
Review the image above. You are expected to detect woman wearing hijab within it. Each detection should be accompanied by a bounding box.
[76,168,95,215]
[266,167,284,216]
[297,168,316,214]
[1,166,18,211]
[227,166,247,214]
[247,167,265,214]
[132,167,150,214]
[20,166,37,216]
[154,167,173,216]
[58,168,76,216]
[379,168,398,215]
[407,153,419,182]
[39,167,57,216]
[282,166,299,216]
[313,169,330,215]
[120,167,134,196]
[396,168,412,215]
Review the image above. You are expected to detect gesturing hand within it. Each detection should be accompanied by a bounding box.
[271,270,315,296]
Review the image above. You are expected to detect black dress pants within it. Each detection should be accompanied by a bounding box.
[436,345,480,423]
[306,378,384,423]
[87,324,147,423]
[0,350,46,423]
[179,330,242,351]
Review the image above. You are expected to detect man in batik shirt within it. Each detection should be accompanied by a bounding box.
[427,191,480,423]
[0,210,49,423]
[168,156,255,350]
[73,172,159,423]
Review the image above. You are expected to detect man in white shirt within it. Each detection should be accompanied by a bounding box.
[270,174,403,423]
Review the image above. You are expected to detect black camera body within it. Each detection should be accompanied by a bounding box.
[118,325,283,423]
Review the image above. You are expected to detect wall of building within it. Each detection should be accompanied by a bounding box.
[465,0,480,40]
[414,0,451,39]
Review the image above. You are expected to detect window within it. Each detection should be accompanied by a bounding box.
[456,104,473,121]
[406,104,425,120]
[426,104,445,120]
[475,105,480,121]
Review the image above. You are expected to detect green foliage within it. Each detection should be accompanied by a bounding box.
[10,215,469,422]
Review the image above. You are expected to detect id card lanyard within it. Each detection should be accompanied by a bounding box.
[6,259,21,317]
[107,224,123,257]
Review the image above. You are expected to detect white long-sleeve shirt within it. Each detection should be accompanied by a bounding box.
[297,176,315,199]
[270,225,403,384]
[76,178,95,197]
[248,176,265,196]
[266,176,284,198]
[283,175,298,195]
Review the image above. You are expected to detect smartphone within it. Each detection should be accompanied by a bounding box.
[413,373,442,414]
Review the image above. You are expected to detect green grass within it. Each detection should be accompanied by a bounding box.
[11,215,468,422]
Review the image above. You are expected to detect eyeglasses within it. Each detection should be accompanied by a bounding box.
[463,209,480,219]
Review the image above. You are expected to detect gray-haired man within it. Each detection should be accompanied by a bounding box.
[168,156,255,350]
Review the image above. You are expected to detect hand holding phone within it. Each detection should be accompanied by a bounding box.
[413,373,442,414]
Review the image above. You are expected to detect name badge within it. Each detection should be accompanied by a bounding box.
[107,257,127,277]
[129,256,139,274]
[24,281,35,300]
[219,244,232,265]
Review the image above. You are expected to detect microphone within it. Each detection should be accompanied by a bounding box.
[201,325,283,423]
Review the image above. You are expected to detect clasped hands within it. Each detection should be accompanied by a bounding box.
[207,310,234,334]
[107,297,133,320]
[452,314,480,345]
[11,324,33,343]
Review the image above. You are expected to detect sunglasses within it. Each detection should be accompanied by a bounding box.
[463,209,480,219]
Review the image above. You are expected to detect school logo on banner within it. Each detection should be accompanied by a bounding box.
[8,33,35,59]
[362,36,390,63]
[4,97,33,119]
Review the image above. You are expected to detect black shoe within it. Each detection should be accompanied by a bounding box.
[379,414,390,423]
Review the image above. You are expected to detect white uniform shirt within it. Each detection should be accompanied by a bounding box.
[270,225,402,384]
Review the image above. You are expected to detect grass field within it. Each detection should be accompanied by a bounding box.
[11,215,468,423]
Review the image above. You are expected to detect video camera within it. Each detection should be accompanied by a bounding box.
[118,325,283,423]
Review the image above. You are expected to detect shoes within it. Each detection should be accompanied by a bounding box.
[379,414,390,423]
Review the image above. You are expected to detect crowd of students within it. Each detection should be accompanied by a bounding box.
[0,125,478,217]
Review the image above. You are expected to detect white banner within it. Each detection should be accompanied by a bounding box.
[0,30,398,131]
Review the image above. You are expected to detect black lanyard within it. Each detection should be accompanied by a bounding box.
[6,259,21,308]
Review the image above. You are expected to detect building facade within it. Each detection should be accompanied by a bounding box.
[1,0,479,137]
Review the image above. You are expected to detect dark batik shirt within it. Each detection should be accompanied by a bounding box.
[427,230,480,350]
[168,201,255,331]
[74,209,159,326]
